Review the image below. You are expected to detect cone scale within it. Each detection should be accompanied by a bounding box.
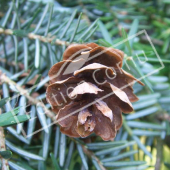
[46,43,144,141]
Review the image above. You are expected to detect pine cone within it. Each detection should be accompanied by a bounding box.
[46,43,144,141]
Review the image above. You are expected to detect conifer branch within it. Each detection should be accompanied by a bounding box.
[0,27,71,46]
[82,146,106,170]
[0,73,56,121]
[0,73,107,169]
[0,95,9,170]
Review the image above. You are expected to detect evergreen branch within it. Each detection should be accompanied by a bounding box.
[0,73,108,169]
[0,1,169,169]
[82,145,106,170]
[0,28,70,46]
[0,73,55,121]
[0,95,9,170]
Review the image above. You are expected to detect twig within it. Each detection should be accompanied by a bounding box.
[0,74,56,121]
[158,113,170,122]
[82,146,106,170]
[0,95,10,170]
[0,73,107,170]
[0,58,24,69]
[0,27,71,46]
[70,137,106,169]
[141,35,163,46]
[155,137,163,170]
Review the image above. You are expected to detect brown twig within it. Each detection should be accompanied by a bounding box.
[0,73,107,170]
[158,113,170,122]
[141,35,164,46]
[0,95,10,170]
[82,146,106,170]
[0,27,71,46]
[70,137,106,169]
[0,58,24,69]
[0,74,56,121]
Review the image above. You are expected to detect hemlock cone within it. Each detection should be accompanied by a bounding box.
[46,43,144,141]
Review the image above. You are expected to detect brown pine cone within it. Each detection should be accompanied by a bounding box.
[46,43,144,141]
